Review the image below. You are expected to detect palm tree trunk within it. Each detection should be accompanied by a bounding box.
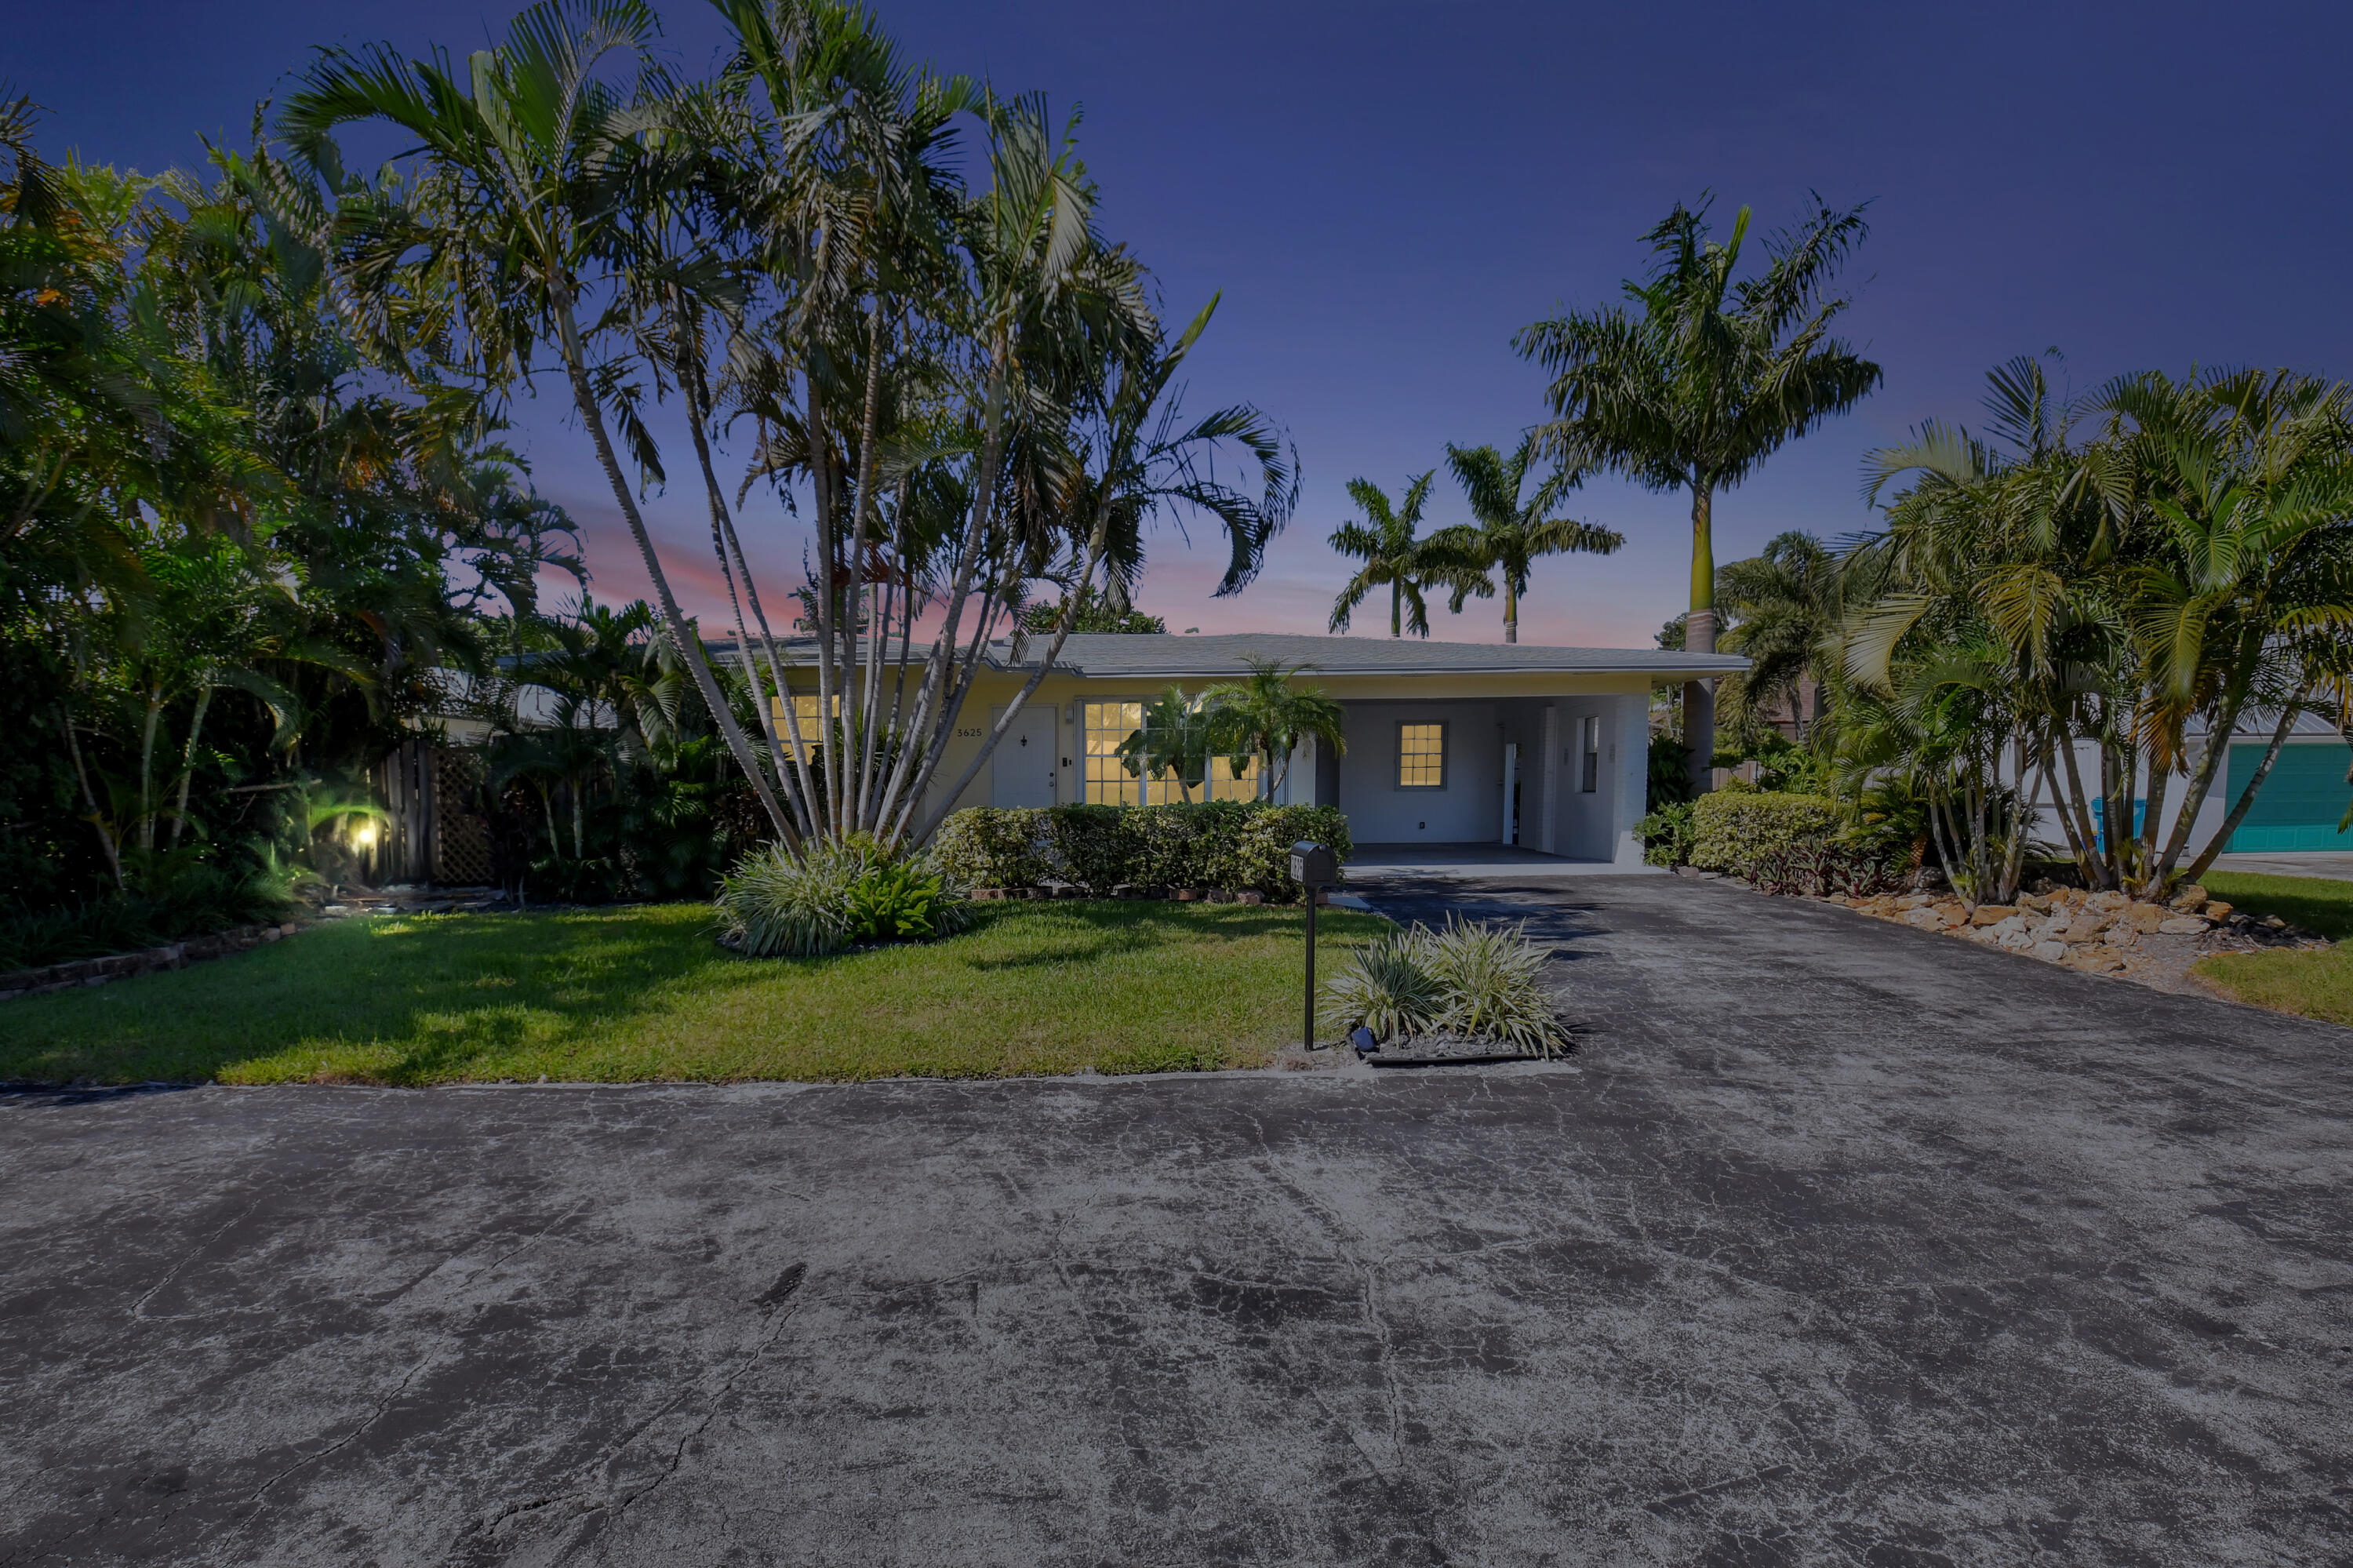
[167,683,213,851]
[548,285,791,842]
[1684,480,1716,794]
[61,708,123,892]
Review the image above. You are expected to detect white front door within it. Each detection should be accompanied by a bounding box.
[989,706,1059,807]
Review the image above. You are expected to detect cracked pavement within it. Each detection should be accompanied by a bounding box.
[4,873,2351,1564]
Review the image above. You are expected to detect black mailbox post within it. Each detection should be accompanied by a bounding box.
[1290,841,1337,1050]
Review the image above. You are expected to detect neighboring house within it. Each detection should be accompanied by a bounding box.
[2049,709,2353,856]
[728,633,1746,868]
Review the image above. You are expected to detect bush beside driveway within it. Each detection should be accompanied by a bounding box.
[3,875,2349,1565]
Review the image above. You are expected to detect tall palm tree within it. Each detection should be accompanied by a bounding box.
[1431,435,1624,642]
[1203,657,1346,800]
[1327,472,1486,638]
[1516,193,1881,784]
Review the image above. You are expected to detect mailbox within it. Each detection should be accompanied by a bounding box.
[1289,840,1337,888]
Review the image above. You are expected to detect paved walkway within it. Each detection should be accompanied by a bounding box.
[2209,850,2353,882]
[4,875,2350,1565]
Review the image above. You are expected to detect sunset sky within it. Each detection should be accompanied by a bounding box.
[22,0,2351,647]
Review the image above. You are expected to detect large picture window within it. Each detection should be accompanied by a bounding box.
[1397,722,1446,789]
[1083,701,1259,805]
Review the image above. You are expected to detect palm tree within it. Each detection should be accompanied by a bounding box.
[1717,531,1842,743]
[1203,657,1346,801]
[1327,472,1487,638]
[279,0,795,842]
[1431,436,1624,642]
[1516,193,1881,784]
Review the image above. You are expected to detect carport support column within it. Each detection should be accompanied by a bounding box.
[1613,694,1649,867]
[1539,705,1560,855]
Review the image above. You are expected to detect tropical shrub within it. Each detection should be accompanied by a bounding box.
[1042,804,1127,891]
[929,802,1351,899]
[1420,916,1574,1057]
[1633,801,1697,867]
[715,842,868,957]
[1321,930,1443,1042]
[716,840,973,958]
[1687,791,1844,879]
[1322,915,1570,1057]
[844,855,973,945]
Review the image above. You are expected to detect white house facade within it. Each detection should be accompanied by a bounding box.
[761,632,1747,868]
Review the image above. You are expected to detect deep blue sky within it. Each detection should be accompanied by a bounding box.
[19,1,2352,646]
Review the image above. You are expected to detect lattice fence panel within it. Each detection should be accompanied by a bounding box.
[432,748,495,886]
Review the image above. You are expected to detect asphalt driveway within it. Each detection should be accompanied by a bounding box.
[4,874,2350,1566]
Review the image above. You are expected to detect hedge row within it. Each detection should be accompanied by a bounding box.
[1686,790,1843,878]
[931,802,1353,900]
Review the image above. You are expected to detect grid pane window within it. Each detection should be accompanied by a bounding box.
[773,693,841,760]
[1085,702,1144,804]
[1397,722,1446,789]
[1084,701,1264,803]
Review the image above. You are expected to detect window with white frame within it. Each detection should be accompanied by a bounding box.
[1082,700,1257,805]
[1580,715,1600,793]
[1397,722,1446,789]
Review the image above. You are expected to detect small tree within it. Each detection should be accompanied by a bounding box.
[1203,657,1345,801]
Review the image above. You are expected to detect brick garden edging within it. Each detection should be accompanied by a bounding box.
[0,921,302,1002]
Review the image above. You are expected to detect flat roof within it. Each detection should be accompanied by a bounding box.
[704,631,1746,682]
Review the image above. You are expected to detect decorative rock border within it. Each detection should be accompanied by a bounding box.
[1678,865,2329,984]
[0,921,304,1002]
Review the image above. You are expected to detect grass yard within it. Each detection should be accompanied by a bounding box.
[0,900,1387,1087]
[2195,871,2353,1028]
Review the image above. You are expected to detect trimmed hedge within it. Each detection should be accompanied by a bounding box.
[1687,790,1842,878]
[931,802,1353,900]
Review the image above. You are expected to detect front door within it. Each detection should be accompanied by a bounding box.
[989,706,1059,807]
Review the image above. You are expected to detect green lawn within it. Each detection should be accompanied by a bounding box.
[0,901,1386,1086]
[2194,872,2353,1028]
[2200,871,2353,940]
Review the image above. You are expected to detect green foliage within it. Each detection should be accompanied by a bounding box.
[930,802,1351,898]
[1020,586,1165,635]
[1320,930,1442,1042]
[1687,791,1844,878]
[929,807,1053,890]
[1633,801,1696,867]
[0,857,300,973]
[1647,736,1694,809]
[845,856,973,945]
[716,839,972,959]
[1322,915,1571,1057]
[715,841,868,958]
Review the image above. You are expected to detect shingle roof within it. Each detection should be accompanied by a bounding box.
[701,631,1746,681]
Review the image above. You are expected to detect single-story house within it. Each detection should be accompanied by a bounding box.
[740,633,1747,868]
[2053,708,2353,856]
